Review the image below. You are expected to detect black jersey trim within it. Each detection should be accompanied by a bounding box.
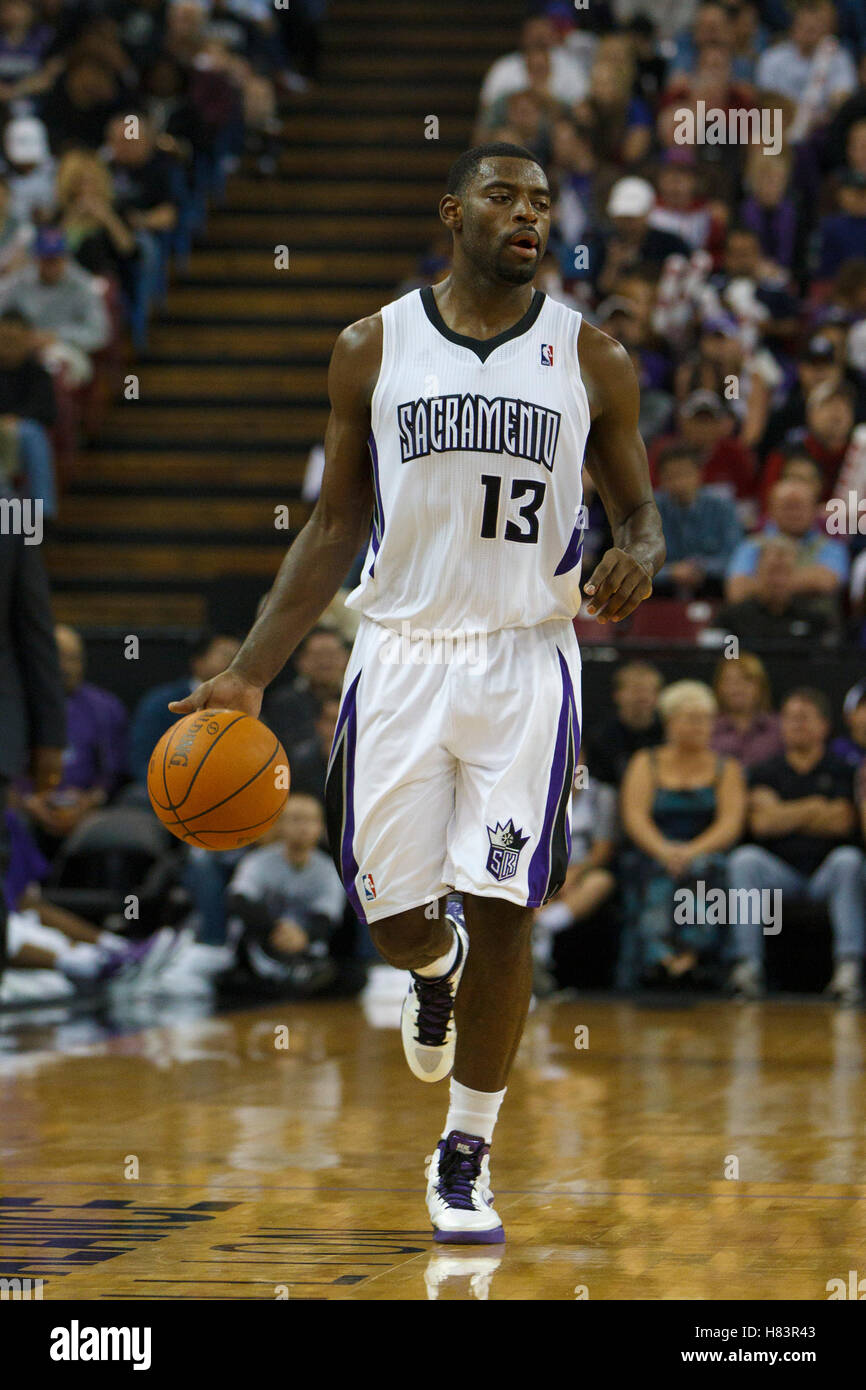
[419,285,546,363]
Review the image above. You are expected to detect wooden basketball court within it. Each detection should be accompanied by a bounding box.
[3,996,866,1300]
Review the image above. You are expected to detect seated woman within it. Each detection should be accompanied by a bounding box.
[710,651,783,769]
[619,680,747,986]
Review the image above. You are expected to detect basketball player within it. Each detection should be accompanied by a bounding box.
[171,143,665,1243]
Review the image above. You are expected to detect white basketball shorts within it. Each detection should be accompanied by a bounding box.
[324,614,581,924]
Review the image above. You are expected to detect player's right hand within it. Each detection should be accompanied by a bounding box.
[168,669,264,719]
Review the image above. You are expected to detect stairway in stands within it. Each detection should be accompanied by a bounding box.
[46,0,524,632]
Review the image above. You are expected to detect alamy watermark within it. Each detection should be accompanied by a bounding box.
[0,496,42,545]
[673,102,782,157]
[378,621,487,669]
[674,881,783,935]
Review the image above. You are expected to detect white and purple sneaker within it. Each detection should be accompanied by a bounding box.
[401,913,468,1083]
[425,1130,505,1244]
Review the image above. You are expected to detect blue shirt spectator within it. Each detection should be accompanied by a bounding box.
[653,444,743,594]
[128,633,240,782]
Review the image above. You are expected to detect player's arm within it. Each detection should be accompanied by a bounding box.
[578,323,665,623]
[170,315,381,717]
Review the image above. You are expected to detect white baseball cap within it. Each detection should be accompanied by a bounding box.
[5,117,49,165]
[607,177,655,219]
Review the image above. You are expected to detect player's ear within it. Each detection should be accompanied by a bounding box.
[439,193,462,232]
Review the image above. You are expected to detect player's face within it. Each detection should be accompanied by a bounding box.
[462,160,551,286]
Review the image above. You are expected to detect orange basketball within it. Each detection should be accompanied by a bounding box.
[147,709,290,850]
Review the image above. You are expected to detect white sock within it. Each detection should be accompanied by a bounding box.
[442,1078,506,1144]
[56,942,103,981]
[414,923,458,979]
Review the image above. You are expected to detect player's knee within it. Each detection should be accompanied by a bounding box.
[368,904,448,968]
[463,897,535,950]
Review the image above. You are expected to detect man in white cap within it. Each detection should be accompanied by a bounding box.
[584,176,690,298]
[1,115,55,223]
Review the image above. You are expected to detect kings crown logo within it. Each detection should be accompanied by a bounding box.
[486,819,530,882]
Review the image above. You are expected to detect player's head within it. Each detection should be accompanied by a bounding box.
[441,143,550,286]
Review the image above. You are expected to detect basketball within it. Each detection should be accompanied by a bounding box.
[147,709,290,850]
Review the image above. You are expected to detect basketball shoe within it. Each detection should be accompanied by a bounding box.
[401,902,468,1083]
[425,1130,505,1243]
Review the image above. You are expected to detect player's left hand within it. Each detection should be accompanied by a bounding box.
[583,547,653,623]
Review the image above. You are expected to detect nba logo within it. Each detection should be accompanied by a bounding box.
[541,343,554,366]
[362,873,377,901]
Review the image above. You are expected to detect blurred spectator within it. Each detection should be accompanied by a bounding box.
[761,379,857,503]
[480,87,556,166]
[0,0,62,107]
[583,660,664,788]
[728,687,864,1004]
[619,680,747,985]
[0,307,56,516]
[223,794,346,997]
[756,0,857,142]
[571,54,652,169]
[262,626,348,761]
[289,695,339,805]
[711,651,784,767]
[0,502,65,982]
[128,631,241,783]
[739,147,797,272]
[102,111,179,236]
[40,55,129,153]
[0,225,110,386]
[653,442,743,597]
[1,115,55,222]
[549,117,599,273]
[5,812,159,984]
[726,0,770,84]
[650,390,757,514]
[760,333,842,453]
[623,13,669,108]
[0,171,32,273]
[20,623,128,849]
[478,16,588,114]
[648,150,721,254]
[580,176,690,296]
[716,534,837,646]
[830,680,866,767]
[669,2,736,76]
[54,148,139,294]
[665,39,756,113]
[816,169,866,279]
[726,477,849,608]
[708,223,801,344]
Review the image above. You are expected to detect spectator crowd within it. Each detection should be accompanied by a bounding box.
[0,0,322,522]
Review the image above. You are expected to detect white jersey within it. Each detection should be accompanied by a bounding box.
[344,285,591,635]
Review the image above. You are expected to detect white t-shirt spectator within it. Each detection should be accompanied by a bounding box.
[756,36,856,109]
[479,46,588,111]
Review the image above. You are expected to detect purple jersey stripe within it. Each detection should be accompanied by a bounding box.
[325,670,365,921]
[368,430,385,578]
[527,649,578,905]
[553,520,584,577]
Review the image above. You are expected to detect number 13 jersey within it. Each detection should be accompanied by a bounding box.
[344,285,591,635]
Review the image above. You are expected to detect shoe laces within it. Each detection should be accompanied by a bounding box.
[412,942,460,1045]
[437,1145,482,1211]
